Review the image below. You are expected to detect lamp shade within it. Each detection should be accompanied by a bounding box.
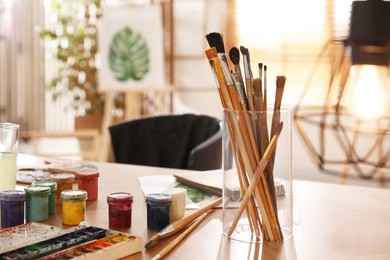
[294,0,390,181]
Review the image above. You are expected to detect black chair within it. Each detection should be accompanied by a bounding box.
[109,114,222,170]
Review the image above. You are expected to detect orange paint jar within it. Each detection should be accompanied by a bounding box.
[49,173,75,205]
[77,168,99,201]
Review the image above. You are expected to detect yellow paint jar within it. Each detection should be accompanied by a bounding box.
[61,189,87,226]
[50,173,75,205]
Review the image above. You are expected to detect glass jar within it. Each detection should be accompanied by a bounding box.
[0,190,26,227]
[24,185,51,222]
[61,190,88,225]
[107,192,133,230]
[145,193,172,231]
[32,180,57,215]
[50,173,75,205]
[77,168,99,201]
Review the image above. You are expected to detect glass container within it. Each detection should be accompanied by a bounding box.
[50,173,75,205]
[0,190,26,227]
[24,185,51,222]
[145,193,172,231]
[32,180,57,215]
[61,189,88,226]
[107,192,133,230]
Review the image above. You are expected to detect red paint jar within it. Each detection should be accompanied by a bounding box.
[77,168,99,201]
[107,192,133,230]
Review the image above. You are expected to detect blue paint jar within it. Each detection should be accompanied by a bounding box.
[24,185,51,222]
[0,190,26,227]
[145,193,172,231]
[32,180,57,215]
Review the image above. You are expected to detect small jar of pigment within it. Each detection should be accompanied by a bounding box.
[50,173,74,205]
[61,189,88,225]
[77,168,99,201]
[163,188,187,223]
[145,193,172,231]
[32,180,57,215]
[107,192,133,230]
[24,185,51,222]
[0,190,26,227]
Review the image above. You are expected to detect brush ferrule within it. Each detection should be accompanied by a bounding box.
[243,56,250,78]
[218,54,234,85]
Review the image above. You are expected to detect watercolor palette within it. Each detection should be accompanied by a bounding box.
[0,224,142,260]
[41,233,142,260]
[0,223,63,254]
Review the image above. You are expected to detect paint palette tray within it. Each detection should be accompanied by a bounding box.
[41,233,142,260]
[0,224,142,260]
[0,223,64,254]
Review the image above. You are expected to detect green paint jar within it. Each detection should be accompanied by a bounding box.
[32,180,57,215]
[24,185,51,222]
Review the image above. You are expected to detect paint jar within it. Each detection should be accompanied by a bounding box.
[50,173,74,205]
[61,189,88,225]
[32,180,57,215]
[107,192,133,230]
[145,193,172,231]
[77,168,99,201]
[163,188,187,223]
[0,190,26,227]
[24,185,51,222]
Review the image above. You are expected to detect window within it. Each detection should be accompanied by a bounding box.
[231,0,354,105]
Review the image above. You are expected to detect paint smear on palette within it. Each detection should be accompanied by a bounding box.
[0,223,63,254]
[41,233,142,260]
[0,226,108,259]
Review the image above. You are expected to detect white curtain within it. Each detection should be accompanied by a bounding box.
[0,0,45,132]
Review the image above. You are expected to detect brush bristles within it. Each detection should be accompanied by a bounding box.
[205,32,225,53]
[276,76,286,88]
[240,46,251,63]
[229,47,240,65]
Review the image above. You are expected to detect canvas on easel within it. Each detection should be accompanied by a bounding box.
[98,4,166,91]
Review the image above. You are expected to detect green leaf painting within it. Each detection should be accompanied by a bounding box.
[175,184,212,203]
[108,27,150,82]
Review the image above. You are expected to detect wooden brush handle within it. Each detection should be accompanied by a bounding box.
[171,197,222,231]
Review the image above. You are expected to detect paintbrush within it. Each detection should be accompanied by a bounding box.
[145,197,222,248]
[240,46,254,112]
[205,32,233,87]
[227,122,283,240]
[229,47,247,108]
[263,65,268,111]
[269,76,286,175]
[151,213,208,260]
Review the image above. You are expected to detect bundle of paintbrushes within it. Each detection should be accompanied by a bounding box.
[205,32,286,242]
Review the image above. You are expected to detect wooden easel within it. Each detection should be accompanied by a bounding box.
[98,0,175,161]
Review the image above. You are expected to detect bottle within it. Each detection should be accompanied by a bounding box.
[61,189,88,225]
[107,192,133,230]
[77,168,99,201]
[162,188,187,223]
[0,190,26,227]
[145,193,172,231]
[49,173,75,205]
[24,185,51,222]
[32,180,57,215]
